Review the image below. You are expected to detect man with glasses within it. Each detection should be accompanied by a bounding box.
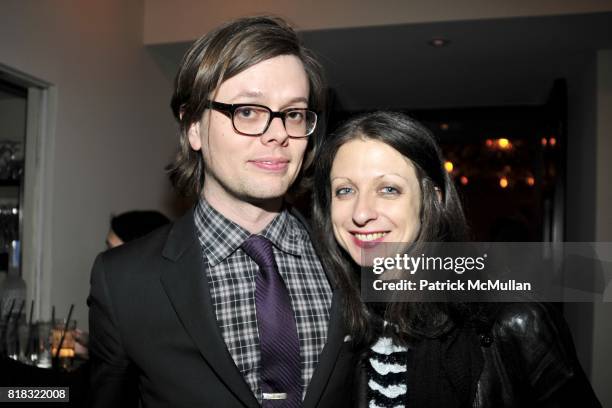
[88,16,354,408]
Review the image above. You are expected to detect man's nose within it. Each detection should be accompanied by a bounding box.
[260,116,289,146]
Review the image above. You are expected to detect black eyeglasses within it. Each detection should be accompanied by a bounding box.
[206,100,317,138]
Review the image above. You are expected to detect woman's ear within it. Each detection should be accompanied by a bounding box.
[434,186,443,203]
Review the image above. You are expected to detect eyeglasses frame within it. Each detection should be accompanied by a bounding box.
[205,100,318,138]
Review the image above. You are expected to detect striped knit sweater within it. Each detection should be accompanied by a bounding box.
[367,336,409,408]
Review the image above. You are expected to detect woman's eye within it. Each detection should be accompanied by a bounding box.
[334,187,354,197]
[380,186,400,195]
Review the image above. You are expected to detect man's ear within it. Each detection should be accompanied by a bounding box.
[187,121,202,151]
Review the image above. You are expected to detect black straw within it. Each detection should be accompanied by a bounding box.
[3,299,16,328]
[53,304,74,363]
[13,300,25,358]
[25,300,35,357]
[15,300,25,323]
[28,300,34,325]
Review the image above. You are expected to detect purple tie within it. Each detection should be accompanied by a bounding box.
[241,235,302,407]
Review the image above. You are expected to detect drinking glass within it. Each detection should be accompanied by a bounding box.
[36,321,53,368]
[51,319,77,370]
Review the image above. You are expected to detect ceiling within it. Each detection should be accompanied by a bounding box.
[148,12,612,111]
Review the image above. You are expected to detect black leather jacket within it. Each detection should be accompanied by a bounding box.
[355,303,601,407]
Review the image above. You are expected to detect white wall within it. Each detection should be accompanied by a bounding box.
[0,0,177,329]
[143,0,612,44]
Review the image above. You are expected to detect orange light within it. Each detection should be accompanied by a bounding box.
[541,137,548,146]
[460,176,469,185]
[440,123,449,131]
[51,347,75,358]
[526,176,535,186]
[485,139,493,147]
[549,137,556,147]
[444,161,454,172]
[497,138,511,149]
[499,177,509,188]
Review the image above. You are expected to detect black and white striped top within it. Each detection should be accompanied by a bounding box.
[367,336,408,408]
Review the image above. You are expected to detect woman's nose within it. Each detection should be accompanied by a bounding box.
[352,195,378,226]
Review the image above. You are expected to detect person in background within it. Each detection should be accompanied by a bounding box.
[88,16,355,408]
[75,210,170,359]
[312,111,600,407]
[105,210,170,248]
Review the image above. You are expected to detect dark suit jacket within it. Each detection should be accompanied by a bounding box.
[88,208,355,407]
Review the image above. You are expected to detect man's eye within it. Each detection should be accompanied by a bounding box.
[286,110,305,121]
[236,107,254,118]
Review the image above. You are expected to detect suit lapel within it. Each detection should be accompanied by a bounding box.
[302,288,346,408]
[159,209,259,408]
[290,207,348,407]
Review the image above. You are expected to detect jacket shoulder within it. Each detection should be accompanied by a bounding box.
[493,302,561,337]
[101,223,172,268]
[490,302,577,399]
[90,218,182,296]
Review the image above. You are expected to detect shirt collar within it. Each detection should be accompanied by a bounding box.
[194,198,305,267]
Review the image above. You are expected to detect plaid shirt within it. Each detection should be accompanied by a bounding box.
[194,199,332,402]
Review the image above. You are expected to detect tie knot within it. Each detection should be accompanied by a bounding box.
[241,235,275,268]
